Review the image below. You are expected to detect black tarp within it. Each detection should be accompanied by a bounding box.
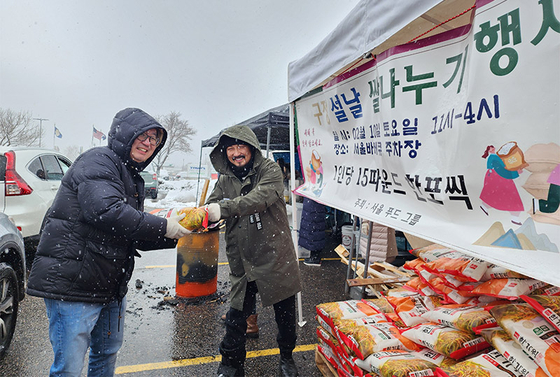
[201,103,290,151]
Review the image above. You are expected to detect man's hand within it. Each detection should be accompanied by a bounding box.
[206,203,221,222]
[165,213,191,239]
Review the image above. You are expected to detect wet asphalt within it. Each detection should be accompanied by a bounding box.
[0,213,349,376]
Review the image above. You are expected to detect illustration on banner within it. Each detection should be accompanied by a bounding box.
[475,142,559,253]
[304,149,326,196]
[479,142,527,226]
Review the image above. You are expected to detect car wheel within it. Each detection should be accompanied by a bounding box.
[0,263,19,359]
[151,191,158,200]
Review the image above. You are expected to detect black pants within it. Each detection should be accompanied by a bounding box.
[219,281,297,370]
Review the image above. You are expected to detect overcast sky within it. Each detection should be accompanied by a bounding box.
[0,0,359,167]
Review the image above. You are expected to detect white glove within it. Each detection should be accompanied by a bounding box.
[206,203,221,222]
[165,213,191,239]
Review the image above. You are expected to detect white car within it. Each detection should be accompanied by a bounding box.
[0,147,72,266]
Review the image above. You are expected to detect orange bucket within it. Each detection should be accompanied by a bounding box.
[175,231,219,297]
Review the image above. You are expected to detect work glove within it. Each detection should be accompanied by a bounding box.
[165,213,191,239]
[206,203,221,222]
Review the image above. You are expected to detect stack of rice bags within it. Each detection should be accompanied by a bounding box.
[313,244,560,376]
[401,244,560,376]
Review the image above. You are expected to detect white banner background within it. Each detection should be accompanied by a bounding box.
[294,0,560,286]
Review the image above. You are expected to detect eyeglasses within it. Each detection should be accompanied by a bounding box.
[137,132,161,146]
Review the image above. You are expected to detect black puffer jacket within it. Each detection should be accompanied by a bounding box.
[27,108,177,303]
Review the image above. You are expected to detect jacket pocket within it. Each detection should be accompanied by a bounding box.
[72,240,129,295]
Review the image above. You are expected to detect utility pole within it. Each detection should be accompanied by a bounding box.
[33,117,49,147]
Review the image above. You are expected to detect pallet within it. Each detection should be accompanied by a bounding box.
[315,347,337,377]
[335,244,413,296]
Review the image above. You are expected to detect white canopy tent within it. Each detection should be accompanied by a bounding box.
[288,0,475,102]
[287,0,478,324]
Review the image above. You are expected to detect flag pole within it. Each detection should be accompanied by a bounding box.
[92,125,94,147]
[53,124,56,149]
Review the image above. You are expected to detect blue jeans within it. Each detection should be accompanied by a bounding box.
[44,297,126,377]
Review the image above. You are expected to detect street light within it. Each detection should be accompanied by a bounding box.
[33,118,49,147]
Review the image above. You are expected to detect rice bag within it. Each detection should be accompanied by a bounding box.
[436,349,524,376]
[530,285,560,297]
[421,305,497,334]
[423,252,489,282]
[410,244,457,262]
[426,278,477,305]
[403,258,425,272]
[413,348,458,369]
[178,207,209,231]
[317,343,350,377]
[490,303,560,377]
[385,295,441,327]
[385,312,407,329]
[363,298,394,314]
[401,323,490,359]
[404,277,437,297]
[520,295,560,333]
[472,279,548,300]
[354,349,439,377]
[483,264,528,280]
[316,300,381,335]
[385,287,420,298]
[481,328,546,377]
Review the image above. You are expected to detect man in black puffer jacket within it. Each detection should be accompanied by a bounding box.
[27,108,190,377]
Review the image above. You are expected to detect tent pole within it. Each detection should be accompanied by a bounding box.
[266,125,271,158]
[289,102,305,327]
[195,141,203,205]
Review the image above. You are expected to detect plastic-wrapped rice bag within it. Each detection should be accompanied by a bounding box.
[401,323,490,359]
[336,321,422,359]
[316,300,382,335]
[354,349,439,377]
[423,252,489,282]
[436,349,524,376]
[480,328,546,377]
[521,295,560,332]
[490,303,560,377]
[421,305,497,334]
[385,295,442,327]
[472,279,548,300]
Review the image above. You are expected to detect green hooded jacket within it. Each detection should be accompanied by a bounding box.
[206,125,302,310]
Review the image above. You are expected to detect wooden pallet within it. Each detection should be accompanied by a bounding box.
[315,347,337,377]
[335,244,414,296]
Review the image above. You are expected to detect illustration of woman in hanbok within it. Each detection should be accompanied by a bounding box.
[479,145,525,225]
[305,149,324,195]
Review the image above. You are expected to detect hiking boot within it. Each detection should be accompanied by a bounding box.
[221,313,259,337]
[303,254,321,266]
[217,363,244,377]
[278,356,298,377]
[246,314,259,338]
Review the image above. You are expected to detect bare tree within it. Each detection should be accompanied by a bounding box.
[0,108,42,146]
[153,112,196,173]
[63,145,83,161]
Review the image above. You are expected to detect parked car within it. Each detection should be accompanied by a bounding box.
[0,212,26,359]
[140,170,158,199]
[0,147,72,266]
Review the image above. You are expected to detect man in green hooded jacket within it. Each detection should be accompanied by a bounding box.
[205,125,302,377]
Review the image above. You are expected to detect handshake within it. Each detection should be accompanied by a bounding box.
[164,203,221,239]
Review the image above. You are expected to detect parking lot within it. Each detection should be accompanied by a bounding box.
[0,230,348,376]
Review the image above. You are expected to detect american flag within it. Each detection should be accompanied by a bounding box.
[93,126,106,140]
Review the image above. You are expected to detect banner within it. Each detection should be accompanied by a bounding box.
[294,0,560,285]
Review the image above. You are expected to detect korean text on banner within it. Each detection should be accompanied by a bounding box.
[294,0,560,286]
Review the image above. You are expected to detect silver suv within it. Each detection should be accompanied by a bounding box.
[0,147,72,266]
[0,212,25,359]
